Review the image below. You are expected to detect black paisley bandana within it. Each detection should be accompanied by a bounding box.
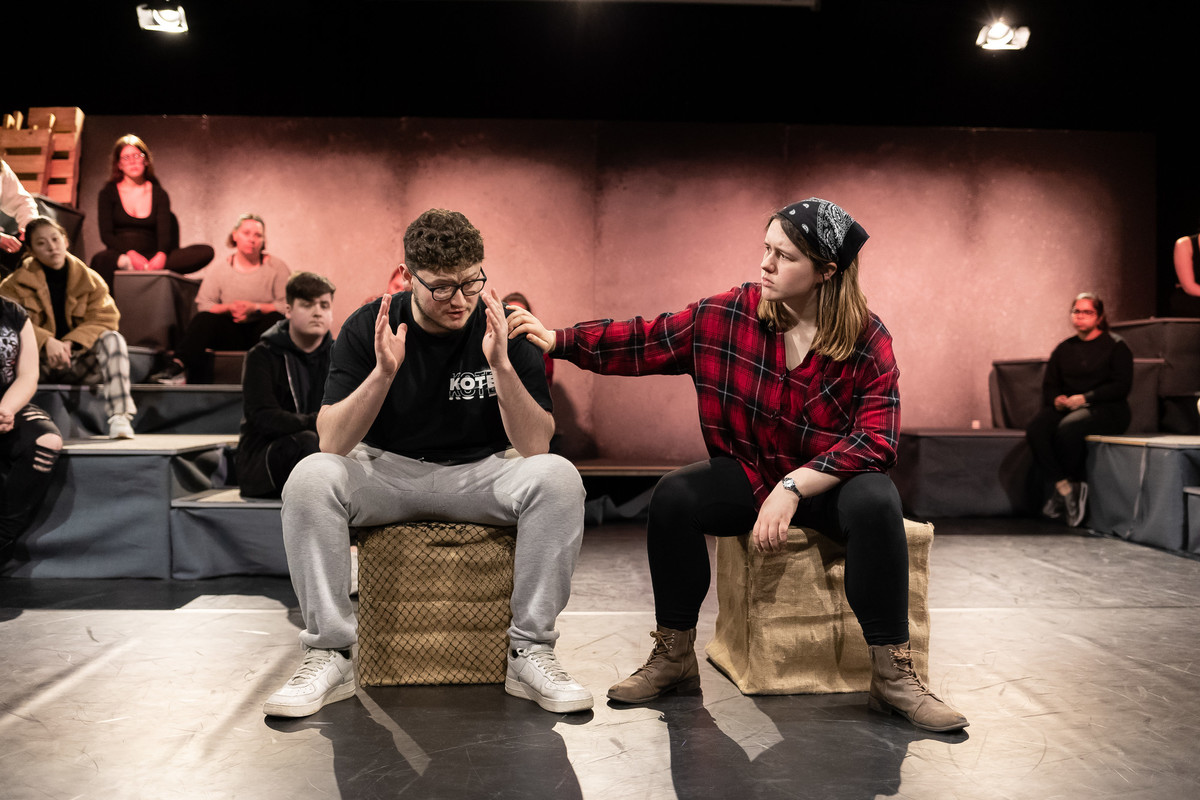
[776,197,869,272]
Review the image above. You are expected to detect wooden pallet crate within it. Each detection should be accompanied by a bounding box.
[28,106,86,205]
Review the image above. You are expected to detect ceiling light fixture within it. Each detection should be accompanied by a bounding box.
[137,4,189,34]
[976,19,1029,51]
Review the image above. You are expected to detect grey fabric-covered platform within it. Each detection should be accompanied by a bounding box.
[892,428,1040,518]
[2,435,235,579]
[169,489,286,580]
[1086,434,1200,553]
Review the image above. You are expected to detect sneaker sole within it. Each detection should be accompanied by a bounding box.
[504,675,593,713]
[263,677,357,718]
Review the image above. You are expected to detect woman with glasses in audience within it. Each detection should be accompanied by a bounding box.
[89,134,214,288]
[1026,292,1132,527]
[152,213,290,384]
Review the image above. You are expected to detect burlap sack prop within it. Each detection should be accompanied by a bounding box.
[705,518,933,695]
[355,521,516,686]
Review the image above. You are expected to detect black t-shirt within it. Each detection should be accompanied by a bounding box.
[323,292,553,462]
[42,264,70,340]
[1,296,29,393]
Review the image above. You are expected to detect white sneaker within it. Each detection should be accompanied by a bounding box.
[505,644,593,713]
[264,647,356,717]
[108,415,135,439]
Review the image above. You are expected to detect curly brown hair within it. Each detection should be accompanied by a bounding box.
[403,209,484,274]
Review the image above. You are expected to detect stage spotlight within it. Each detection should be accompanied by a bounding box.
[976,19,1029,51]
[137,4,189,34]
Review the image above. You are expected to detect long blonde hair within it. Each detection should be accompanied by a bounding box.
[756,215,869,362]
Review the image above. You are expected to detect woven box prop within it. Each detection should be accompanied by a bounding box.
[356,521,516,686]
[706,518,933,695]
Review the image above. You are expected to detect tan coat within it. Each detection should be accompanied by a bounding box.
[0,253,120,352]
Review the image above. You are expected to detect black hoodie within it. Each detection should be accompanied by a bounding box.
[236,319,333,497]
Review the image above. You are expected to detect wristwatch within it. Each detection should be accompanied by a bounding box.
[781,476,803,500]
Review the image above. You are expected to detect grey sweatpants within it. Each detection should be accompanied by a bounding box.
[280,444,586,652]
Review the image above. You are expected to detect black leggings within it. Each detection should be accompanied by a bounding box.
[239,430,320,499]
[1025,402,1130,484]
[90,245,215,290]
[0,404,61,549]
[647,458,910,645]
[176,311,285,384]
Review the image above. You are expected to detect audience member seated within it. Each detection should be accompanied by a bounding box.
[359,265,409,306]
[262,209,589,719]
[89,134,214,289]
[503,292,553,387]
[1026,292,1132,527]
[0,217,137,439]
[237,271,336,498]
[1,158,39,279]
[0,295,63,567]
[1169,229,1200,317]
[508,196,968,733]
[152,213,290,384]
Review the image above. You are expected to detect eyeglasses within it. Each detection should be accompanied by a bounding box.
[1070,308,1097,316]
[119,153,147,164]
[410,267,487,301]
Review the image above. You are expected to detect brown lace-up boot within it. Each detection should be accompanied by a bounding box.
[607,626,699,703]
[867,643,969,732]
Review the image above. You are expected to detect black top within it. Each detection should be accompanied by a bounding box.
[0,296,28,393]
[1042,331,1133,407]
[96,181,172,258]
[237,319,334,496]
[42,265,70,341]
[324,292,552,463]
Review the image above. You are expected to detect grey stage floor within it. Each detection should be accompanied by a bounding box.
[2,518,1200,799]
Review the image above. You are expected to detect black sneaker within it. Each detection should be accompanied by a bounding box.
[1041,493,1064,520]
[148,358,186,385]
[1065,482,1089,527]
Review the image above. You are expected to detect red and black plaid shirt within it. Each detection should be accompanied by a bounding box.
[553,283,900,504]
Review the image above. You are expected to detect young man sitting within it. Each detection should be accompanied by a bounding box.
[236,271,336,498]
[263,209,590,718]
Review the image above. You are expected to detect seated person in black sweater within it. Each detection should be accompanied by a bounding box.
[1026,293,1132,527]
[236,272,336,498]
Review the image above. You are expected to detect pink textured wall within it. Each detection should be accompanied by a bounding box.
[76,117,1155,463]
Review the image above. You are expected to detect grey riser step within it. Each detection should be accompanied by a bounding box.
[3,435,236,579]
[34,383,242,438]
[169,489,286,580]
[1087,435,1200,554]
[891,428,1040,518]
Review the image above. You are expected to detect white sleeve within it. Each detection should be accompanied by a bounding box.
[0,160,40,231]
